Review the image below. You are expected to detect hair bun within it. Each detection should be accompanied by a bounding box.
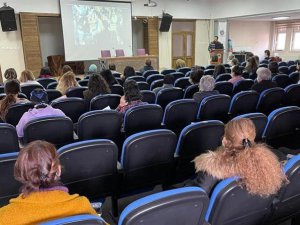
[242,138,252,148]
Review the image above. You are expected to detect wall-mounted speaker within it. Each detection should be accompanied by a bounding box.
[0,5,17,32]
[159,13,172,32]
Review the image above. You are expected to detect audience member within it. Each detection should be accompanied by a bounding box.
[213,64,226,78]
[264,50,271,60]
[122,66,136,80]
[0,140,98,224]
[230,58,239,68]
[83,73,111,102]
[4,68,17,81]
[269,61,279,77]
[153,74,175,95]
[0,80,28,121]
[228,65,244,85]
[19,70,39,85]
[175,59,186,69]
[100,69,117,88]
[56,71,79,96]
[243,56,258,75]
[88,64,97,73]
[227,54,235,64]
[16,89,65,138]
[191,118,286,197]
[189,69,204,85]
[108,63,117,73]
[246,52,254,60]
[191,65,203,72]
[39,67,52,78]
[251,67,277,94]
[193,75,219,104]
[117,80,146,116]
[62,65,73,74]
[254,55,260,65]
[140,59,154,74]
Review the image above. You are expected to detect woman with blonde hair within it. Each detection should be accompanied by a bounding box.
[56,71,79,96]
[19,69,39,85]
[175,58,186,69]
[192,118,286,197]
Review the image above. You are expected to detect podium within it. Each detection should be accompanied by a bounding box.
[210,49,224,65]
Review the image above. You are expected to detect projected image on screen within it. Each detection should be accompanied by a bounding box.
[60,0,133,61]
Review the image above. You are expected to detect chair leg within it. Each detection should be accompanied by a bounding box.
[111,195,119,217]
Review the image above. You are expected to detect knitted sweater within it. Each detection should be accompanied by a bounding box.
[0,189,98,225]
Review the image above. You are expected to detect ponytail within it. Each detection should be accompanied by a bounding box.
[0,94,17,121]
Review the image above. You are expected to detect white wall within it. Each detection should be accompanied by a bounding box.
[38,17,65,66]
[228,20,272,60]
[159,27,172,70]
[132,20,144,55]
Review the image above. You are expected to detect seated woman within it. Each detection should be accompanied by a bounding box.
[3,68,17,82]
[0,80,28,121]
[39,67,52,78]
[243,56,258,75]
[56,71,79,97]
[189,69,204,85]
[175,58,186,69]
[83,73,111,102]
[191,118,286,197]
[228,65,244,85]
[213,64,226,78]
[193,75,219,104]
[100,69,117,88]
[19,69,40,85]
[122,66,136,80]
[0,140,101,225]
[116,79,147,116]
[251,67,277,94]
[16,89,65,138]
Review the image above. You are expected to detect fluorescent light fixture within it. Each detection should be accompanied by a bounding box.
[272,16,290,20]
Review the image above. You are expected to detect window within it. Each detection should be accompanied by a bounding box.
[292,31,300,50]
[276,32,286,51]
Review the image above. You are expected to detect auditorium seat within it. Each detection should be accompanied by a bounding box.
[232,79,254,95]
[228,91,259,118]
[23,116,74,147]
[36,78,57,89]
[197,94,230,122]
[101,50,111,58]
[249,72,257,80]
[272,74,290,88]
[115,129,177,215]
[204,69,214,75]
[0,152,20,207]
[0,86,4,94]
[225,68,232,73]
[263,106,300,150]
[256,87,284,115]
[123,104,163,136]
[289,65,297,74]
[58,140,118,200]
[259,63,268,68]
[40,214,106,225]
[5,102,34,126]
[113,72,121,78]
[155,87,184,110]
[284,84,300,107]
[77,110,122,142]
[135,71,142,76]
[241,61,247,67]
[90,94,121,110]
[143,70,159,79]
[215,73,231,82]
[279,66,289,75]
[47,82,58,89]
[205,177,274,225]
[46,89,62,103]
[161,69,176,75]
[174,77,191,90]
[205,65,215,70]
[214,81,233,96]
[136,81,150,90]
[170,71,184,80]
[21,83,44,98]
[150,79,163,90]
[269,154,300,224]
[0,123,19,154]
[115,78,124,86]
[223,63,230,68]
[260,59,269,64]
[66,86,87,98]
[118,187,209,225]
[78,79,88,87]
[287,60,295,66]
[184,84,198,99]
[136,48,146,56]
[289,72,300,84]
[175,121,224,181]
[185,70,192,77]
[51,97,87,123]
[115,49,125,57]
[141,90,156,104]
[162,99,198,135]
[279,61,288,67]
[146,74,164,85]
[111,84,124,96]
[232,113,267,142]
[127,76,146,82]
[176,67,191,75]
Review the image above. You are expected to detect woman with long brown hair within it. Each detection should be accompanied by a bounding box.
[192,118,286,197]
[0,80,28,121]
[0,140,101,224]
[243,56,258,75]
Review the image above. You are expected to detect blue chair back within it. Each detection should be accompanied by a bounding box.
[284,84,300,107]
[141,90,156,104]
[256,87,284,115]
[214,81,233,96]
[184,84,198,99]
[0,123,19,154]
[176,67,191,75]
[40,214,106,225]
[229,91,259,117]
[155,87,184,110]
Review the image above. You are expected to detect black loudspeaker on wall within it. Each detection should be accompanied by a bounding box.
[0,5,17,32]
[159,13,173,32]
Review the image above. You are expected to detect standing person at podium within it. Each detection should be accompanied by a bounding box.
[208,36,223,52]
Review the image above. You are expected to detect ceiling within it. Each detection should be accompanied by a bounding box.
[228,10,300,21]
